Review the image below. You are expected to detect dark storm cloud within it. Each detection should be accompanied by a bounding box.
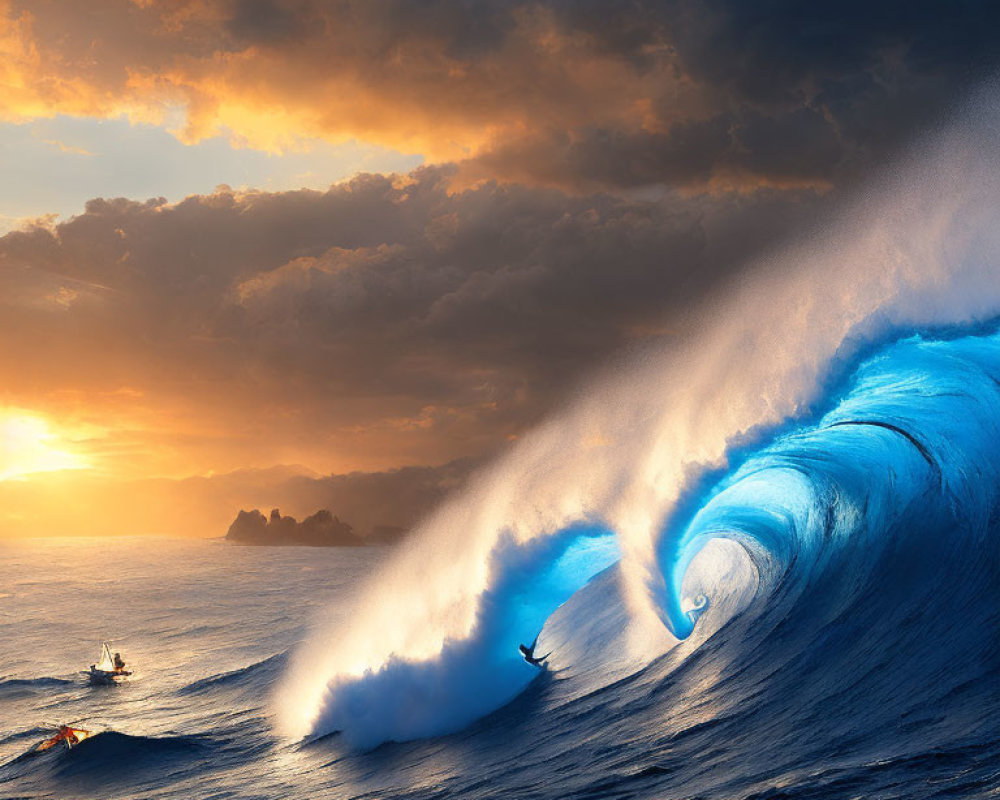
[465,107,850,191]
[7,1,996,191]
[0,167,831,470]
[660,0,994,103]
[455,0,1000,189]
[466,118,734,191]
[225,0,309,45]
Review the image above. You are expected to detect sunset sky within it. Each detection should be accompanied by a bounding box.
[1,0,995,537]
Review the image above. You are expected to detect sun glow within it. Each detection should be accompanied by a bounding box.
[0,411,91,481]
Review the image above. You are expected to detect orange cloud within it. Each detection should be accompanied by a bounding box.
[0,1,700,168]
[4,1,987,193]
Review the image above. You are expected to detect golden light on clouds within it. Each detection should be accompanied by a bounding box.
[0,0,693,170]
[0,409,91,481]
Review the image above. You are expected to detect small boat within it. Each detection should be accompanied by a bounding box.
[33,724,93,752]
[89,642,131,685]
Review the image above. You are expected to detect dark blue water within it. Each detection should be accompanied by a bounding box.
[3,328,1000,799]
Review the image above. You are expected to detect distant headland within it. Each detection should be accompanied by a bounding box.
[226,508,406,547]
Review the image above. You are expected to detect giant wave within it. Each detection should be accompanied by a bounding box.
[276,89,1000,760]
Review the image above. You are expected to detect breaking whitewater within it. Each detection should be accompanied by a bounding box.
[4,98,1000,799]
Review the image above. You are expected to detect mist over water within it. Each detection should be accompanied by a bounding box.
[277,88,1000,756]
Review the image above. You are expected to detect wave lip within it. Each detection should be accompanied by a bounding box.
[651,330,1000,639]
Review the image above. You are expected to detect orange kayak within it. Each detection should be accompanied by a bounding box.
[34,726,93,752]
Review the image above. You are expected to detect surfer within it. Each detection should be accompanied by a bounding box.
[518,634,551,667]
[60,725,81,747]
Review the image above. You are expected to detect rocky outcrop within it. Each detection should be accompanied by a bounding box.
[226,507,363,546]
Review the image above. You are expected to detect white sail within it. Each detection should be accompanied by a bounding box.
[96,642,114,672]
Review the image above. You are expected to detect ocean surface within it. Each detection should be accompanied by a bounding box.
[0,538,387,798]
[2,329,1000,800]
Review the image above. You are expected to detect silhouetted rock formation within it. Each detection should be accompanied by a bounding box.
[218,460,481,545]
[277,458,477,540]
[226,507,363,547]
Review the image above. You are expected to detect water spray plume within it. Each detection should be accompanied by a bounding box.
[276,87,1000,748]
